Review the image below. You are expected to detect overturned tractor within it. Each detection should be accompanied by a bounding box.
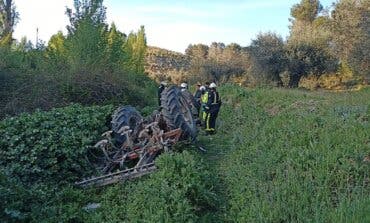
[76,86,198,187]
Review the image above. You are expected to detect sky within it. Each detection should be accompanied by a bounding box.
[13,0,334,53]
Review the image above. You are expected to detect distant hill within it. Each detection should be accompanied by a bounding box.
[145,46,191,83]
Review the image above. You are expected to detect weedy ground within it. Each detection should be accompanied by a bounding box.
[1,85,369,222]
[198,84,370,222]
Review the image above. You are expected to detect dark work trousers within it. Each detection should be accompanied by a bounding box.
[205,107,219,133]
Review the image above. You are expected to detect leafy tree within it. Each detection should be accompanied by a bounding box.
[65,0,108,72]
[0,0,19,45]
[286,42,337,87]
[185,43,209,59]
[288,0,330,47]
[287,0,338,87]
[330,0,370,79]
[208,42,225,61]
[66,0,106,34]
[291,0,323,22]
[248,33,287,86]
[45,31,68,71]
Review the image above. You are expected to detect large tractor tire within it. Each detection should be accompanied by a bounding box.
[181,90,199,118]
[111,106,143,147]
[160,86,197,141]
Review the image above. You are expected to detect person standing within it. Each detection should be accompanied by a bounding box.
[205,82,210,91]
[193,83,202,112]
[158,81,167,106]
[181,82,200,122]
[204,83,221,135]
[200,85,209,128]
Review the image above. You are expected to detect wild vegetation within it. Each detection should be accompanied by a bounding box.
[0,0,156,119]
[1,0,369,222]
[154,0,369,89]
[1,85,369,222]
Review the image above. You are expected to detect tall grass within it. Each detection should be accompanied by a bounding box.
[209,85,370,222]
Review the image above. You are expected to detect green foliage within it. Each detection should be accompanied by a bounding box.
[291,0,323,22]
[0,0,155,118]
[0,172,98,222]
[106,22,126,69]
[124,26,147,73]
[66,0,106,35]
[91,151,218,222]
[0,104,113,184]
[286,42,337,87]
[65,17,108,73]
[45,31,68,72]
[1,86,370,222]
[330,0,370,78]
[213,85,370,222]
[248,33,287,86]
[0,0,19,43]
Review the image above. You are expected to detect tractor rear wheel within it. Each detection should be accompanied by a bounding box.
[160,86,197,141]
[111,106,143,147]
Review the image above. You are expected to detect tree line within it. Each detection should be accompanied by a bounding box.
[185,0,369,88]
[0,0,155,118]
[1,0,369,117]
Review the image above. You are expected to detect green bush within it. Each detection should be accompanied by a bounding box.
[0,104,113,184]
[0,172,98,222]
[91,151,218,222]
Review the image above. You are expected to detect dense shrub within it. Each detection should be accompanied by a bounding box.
[90,151,218,222]
[0,104,114,184]
[0,0,155,118]
[0,172,98,222]
[1,151,218,222]
[248,33,287,86]
[286,42,338,87]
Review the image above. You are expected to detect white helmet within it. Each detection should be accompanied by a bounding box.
[199,86,206,91]
[160,81,167,86]
[180,82,188,88]
[209,82,217,88]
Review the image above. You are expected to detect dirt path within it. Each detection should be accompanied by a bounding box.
[197,132,234,222]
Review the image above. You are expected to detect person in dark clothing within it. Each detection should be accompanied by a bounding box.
[193,83,202,112]
[158,81,167,106]
[205,82,210,91]
[204,82,221,135]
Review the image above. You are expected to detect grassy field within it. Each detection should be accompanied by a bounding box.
[201,85,370,222]
[1,85,369,222]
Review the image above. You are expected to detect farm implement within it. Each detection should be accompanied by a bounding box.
[76,86,198,187]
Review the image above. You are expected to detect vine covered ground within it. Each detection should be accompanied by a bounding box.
[1,85,369,222]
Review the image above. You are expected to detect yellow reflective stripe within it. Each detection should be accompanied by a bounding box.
[206,113,211,130]
[202,111,207,121]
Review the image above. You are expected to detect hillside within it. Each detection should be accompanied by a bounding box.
[1,85,369,222]
[145,46,191,83]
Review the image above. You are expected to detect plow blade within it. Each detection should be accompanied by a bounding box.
[76,163,156,188]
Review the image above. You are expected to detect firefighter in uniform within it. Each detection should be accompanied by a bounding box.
[204,83,221,134]
[200,85,208,127]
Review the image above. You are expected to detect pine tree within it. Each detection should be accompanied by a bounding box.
[123,26,147,73]
[0,0,19,46]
